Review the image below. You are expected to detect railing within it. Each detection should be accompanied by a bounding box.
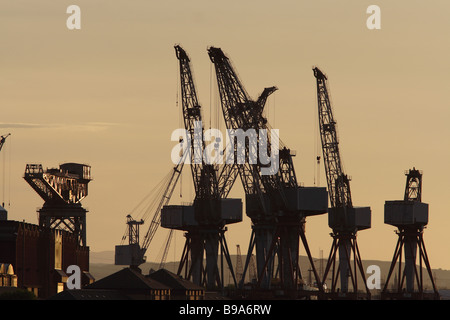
[24,164,44,176]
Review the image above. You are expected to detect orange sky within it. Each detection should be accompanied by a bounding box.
[2,1,450,270]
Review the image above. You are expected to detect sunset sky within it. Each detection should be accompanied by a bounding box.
[2,1,450,270]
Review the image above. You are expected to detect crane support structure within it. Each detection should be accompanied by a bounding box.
[159,45,242,290]
[209,47,327,296]
[24,163,91,247]
[381,168,439,300]
[313,67,371,299]
[115,46,241,284]
[208,46,275,289]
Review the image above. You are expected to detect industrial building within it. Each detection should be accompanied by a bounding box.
[49,267,204,300]
[0,162,94,299]
[0,218,93,298]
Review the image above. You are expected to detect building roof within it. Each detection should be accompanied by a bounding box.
[87,267,170,291]
[0,220,39,241]
[49,289,130,300]
[0,219,82,242]
[146,269,204,291]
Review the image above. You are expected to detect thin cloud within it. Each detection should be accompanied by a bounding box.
[0,122,50,129]
[0,122,123,131]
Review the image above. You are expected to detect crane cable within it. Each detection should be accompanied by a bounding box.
[177,58,183,199]
[314,86,321,187]
[8,135,11,209]
[119,169,174,245]
[2,138,5,207]
[0,134,11,209]
[210,61,212,130]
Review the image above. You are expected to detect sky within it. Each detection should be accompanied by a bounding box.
[2,1,450,270]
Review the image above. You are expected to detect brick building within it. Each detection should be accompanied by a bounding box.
[0,219,94,299]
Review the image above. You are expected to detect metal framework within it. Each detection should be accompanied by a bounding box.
[235,244,244,284]
[126,214,144,246]
[140,163,185,261]
[381,168,439,300]
[209,47,326,296]
[314,67,371,299]
[0,133,10,153]
[172,45,240,290]
[115,156,185,270]
[176,227,236,289]
[24,163,91,246]
[115,46,240,281]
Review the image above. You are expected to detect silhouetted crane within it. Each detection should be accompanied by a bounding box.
[24,162,91,246]
[208,47,327,296]
[313,67,371,299]
[382,168,439,300]
[162,45,242,289]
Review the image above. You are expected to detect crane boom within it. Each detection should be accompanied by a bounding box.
[175,44,221,224]
[256,86,277,119]
[139,45,222,269]
[0,134,10,153]
[208,47,279,215]
[175,45,240,201]
[314,67,352,213]
[139,157,185,262]
[208,47,301,215]
[175,45,211,195]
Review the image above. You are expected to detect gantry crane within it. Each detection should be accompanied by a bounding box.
[382,168,439,300]
[208,47,327,296]
[159,45,242,290]
[24,162,91,246]
[313,67,371,299]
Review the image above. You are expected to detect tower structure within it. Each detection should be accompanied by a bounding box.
[24,163,91,246]
[208,47,327,297]
[382,168,439,300]
[160,45,242,290]
[236,244,244,284]
[313,67,371,299]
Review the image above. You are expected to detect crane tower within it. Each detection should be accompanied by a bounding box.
[160,45,242,290]
[208,47,328,297]
[313,67,371,299]
[24,163,91,246]
[381,168,439,300]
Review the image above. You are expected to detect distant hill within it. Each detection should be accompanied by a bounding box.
[89,251,450,290]
[89,251,183,280]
